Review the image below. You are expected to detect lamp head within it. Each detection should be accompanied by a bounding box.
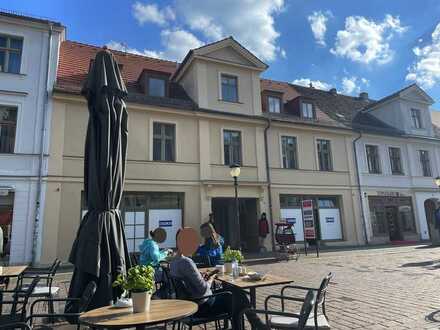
[229,164,241,178]
[435,176,440,188]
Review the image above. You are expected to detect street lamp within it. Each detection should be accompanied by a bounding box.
[230,164,241,249]
[435,176,440,188]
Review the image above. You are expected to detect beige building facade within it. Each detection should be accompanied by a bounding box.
[39,38,365,264]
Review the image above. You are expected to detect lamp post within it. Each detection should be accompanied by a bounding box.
[230,164,241,249]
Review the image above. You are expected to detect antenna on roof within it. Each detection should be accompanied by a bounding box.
[309,82,313,88]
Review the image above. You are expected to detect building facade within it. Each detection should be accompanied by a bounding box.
[0,12,64,264]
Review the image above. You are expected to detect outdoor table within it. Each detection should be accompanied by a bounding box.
[79,299,198,329]
[0,265,28,290]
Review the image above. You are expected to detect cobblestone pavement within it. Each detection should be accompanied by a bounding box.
[21,244,440,329]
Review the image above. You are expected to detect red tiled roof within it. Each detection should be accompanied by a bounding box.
[56,40,179,93]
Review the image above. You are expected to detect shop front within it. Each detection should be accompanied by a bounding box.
[279,194,344,242]
[368,195,418,243]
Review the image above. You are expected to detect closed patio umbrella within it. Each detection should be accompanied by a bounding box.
[67,48,130,310]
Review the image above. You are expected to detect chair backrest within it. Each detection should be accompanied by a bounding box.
[297,290,317,330]
[169,276,191,300]
[50,259,62,277]
[316,272,333,304]
[191,255,211,267]
[13,276,40,319]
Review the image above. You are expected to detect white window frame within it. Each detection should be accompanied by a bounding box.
[418,149,432,177]
[221,127,244,166]
[411,108,423,129]
[268,95,281,113]
[301,102,314,119]
[387,145,404,175]
[218,71,239,103]
[279,133,299,169]
[149,119,178,162]
[0,33,24,75]
[314,137,334,171]
[364,143,382,174]
[0,99,22,154]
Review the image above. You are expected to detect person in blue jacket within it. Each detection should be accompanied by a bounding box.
[197,222,224,265]
[139,227,168,266]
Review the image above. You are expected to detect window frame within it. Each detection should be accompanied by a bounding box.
[300,101,314,119]
[419,149,432,177]
[280,134,298,169]
[316,138,333,171]
[150,120,177,162]
[388,146,404,175]
[411,108,423,129]
[147,76,167,98]
[0,34,23,74]
[222,129,242,166]
[219,72,239,103]
[365,144,381,174]
[267,95,282,113]
[0,104,18,154]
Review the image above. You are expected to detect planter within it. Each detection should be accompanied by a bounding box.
[224,262,233,274]
[131,291,151,313]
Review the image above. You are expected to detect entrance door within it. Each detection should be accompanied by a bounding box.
[211,198,259,252]
[385,206,401,241]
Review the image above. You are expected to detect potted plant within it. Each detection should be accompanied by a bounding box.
[223,247,244,274]
[113,265,155,313]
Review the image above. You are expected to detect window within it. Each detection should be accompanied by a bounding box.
[0,35,23,74]
[281,136,298,169]
[301,102,314,119]
[221,74,238,102]
[389,147,403,175]
[268,96,281,113]
[223,130,241,165]
[411,109,423,129]
[366,145,381,174]
[148,77,166,97]
[0,106,17,153]
[419,150,432,177]
[317,139,332,171]
[153,122,175,161]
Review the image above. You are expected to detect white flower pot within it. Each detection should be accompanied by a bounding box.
[224,262,233,274]
[131,291,151,313]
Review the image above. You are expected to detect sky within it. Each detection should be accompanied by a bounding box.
[4,0,440,107]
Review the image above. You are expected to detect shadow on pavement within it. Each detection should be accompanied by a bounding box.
[401,260,440,269]
[426,310,440,323]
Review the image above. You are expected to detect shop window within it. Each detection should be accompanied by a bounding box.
[153,122,175,162]
[0,105,17,153]
[399,206,416,233]
[318,197,338,208]
[281,135,298,169]
[280,195,302,208]
[370,207,387,236]
[223,130,242,165]
[0,191,14,262]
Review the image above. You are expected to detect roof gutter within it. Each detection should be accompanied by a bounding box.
[32,23,53,265]
[264,117,276,252]
[353,131,369,245]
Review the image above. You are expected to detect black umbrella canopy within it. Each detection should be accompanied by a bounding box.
[67,48,131,310]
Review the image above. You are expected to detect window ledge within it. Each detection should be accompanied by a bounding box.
[0,71,26,77]
[218,99,243,105]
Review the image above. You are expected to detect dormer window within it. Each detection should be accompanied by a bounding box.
[268,96,281,113]
[411,109,423,129]
[301,102,314,119]
[220,74,238,102]
[148,77,166,97]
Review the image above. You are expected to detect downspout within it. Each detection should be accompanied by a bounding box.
[264,117,276,252]
[32,23,53,265]
[353,131,369,244]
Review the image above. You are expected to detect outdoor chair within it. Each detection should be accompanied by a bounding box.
[191,255,212,268]
[0,277,40,325]
[18,259,62,315]
[170,276,233,330]
[267,273,333,329]
[27,280,97,330]
[130,252,140,266]
[239,289,317,330]
[0,322,32,330]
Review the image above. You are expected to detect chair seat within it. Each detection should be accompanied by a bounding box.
[182,312,231,326]
[270,314,330,329]
[31,286,60,296]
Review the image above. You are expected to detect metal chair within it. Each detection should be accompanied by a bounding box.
[0,277,40,325]
[239,290,317,330]
[170,276,233,330]
[28,280,97,329]
[191,255,212,268]
[0,322,32,330]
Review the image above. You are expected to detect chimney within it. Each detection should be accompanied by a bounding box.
[329,88,337,95]
[359,92,368,100]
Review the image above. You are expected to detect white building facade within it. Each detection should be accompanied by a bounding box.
[0,12,64,264]
[354,85,440,244]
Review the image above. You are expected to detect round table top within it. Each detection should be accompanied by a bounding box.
[79,299,198,328]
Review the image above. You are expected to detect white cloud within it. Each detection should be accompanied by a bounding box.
[341,76,369,95]
[132,2,175,26]
[308,11,331,47]
[108,29,203,62]
[331,14,408,65]
[292,78,332,91]
[406,22,440,89]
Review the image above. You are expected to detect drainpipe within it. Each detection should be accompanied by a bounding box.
[353,131,369,245]
[32,23,53,265]
[264,117,276,252]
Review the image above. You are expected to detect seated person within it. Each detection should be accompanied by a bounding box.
[196,222,224,265]
[139,227,168,266]
[170,227,264,330]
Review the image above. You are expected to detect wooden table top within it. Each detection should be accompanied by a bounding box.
[216,273,293,289]
[79,299,198,328]
[0,265,27,278]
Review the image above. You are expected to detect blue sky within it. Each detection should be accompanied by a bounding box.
[5,0,440,107]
